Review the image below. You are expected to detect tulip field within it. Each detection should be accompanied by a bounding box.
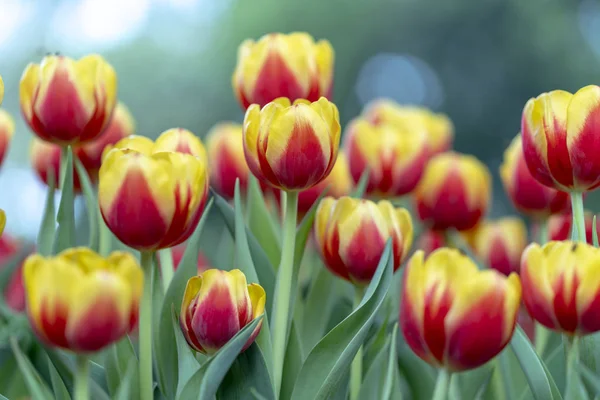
[1,31,600,400]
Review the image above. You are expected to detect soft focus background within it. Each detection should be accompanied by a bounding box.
[0,0,599,239]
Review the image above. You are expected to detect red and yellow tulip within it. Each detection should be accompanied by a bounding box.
[548,211,598,245]
[521,86,600,192]
[401,248,521,370]
[414,152,491,231]
[0,234,28,312]
[30,138,82,191]
[153,128,207,161]
[363,100,454,155]
[344,118,429,196]
[416,228,447,257]
[76,102,135,180]
[471,218,528,276]
[98,135,209,251]
[20,54,117,145]
[521,241,600,334]
[243,97,341,191]
[315,196,413,285]
[206,123,250,199]
[500,134,570,219]
[0,109,14,167]
[180,269,265,354]
[23,248,143,352]
[232,32,334,109]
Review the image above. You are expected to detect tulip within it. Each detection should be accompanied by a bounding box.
[548,211,598,244]
[23,248,143,352]
[0,234,27,312]
[414,152,491,231]
[20,54,117,145]
[243,97,341,191]
[363,99,454,155]
[98,135,209,251]
[0,74,4,105]
[315,196,413,285]
[521,241,600,334]
[169,244,209,272]
[206,123,250,199]
[154,128,207,161]
[76,102,135,180]
[180,269,265,354]
[471,218,528,276]
[416,228,447,256]
[500,134,570,219]
[344,118,429,196]
[232,32,334,109]
[401,248,522,370]
[30,138,82,191]
[0,109,14,167]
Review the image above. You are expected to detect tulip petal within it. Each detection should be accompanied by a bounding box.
[180,276,206,353]
[154,128,208,161]
[19,63,41,122]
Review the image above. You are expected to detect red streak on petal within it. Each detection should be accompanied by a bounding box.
[446,291,509,371]
[486,237,517,276]
[322,225,352,281]
[35,299,70,348]
[569,103,600,189]
[578,291,600,334]
[241,318,263,352]
[521,115,555,188]
[521,259,557,330]
[342,220,388,283]
[211,146,248,199]
[552,272,580,333]
[422,283,452,364]
[102,167,168,250]
[345,135,374,193]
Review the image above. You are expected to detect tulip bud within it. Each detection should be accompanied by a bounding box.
[471,218,528,276]
[0,109,14,166]
[315,196,413,285]
[0,234,27,312]
[75,102,135,180]
[363,100,454,155]
[30,138,82,191]
[521,86,600,192]
[206,123,250,199]
[344,118,429,196]
[232,32,334,109]
[243,97,341,191]
[401,248,522,371]
[414,152,491,231]
[154,128,207,161]
[99,136,209,251]
[501,134,569,219]
[23,248,143,352]
[179,269,266,354]
[548,211,598,244]
[20,54,117,145]
[521,241,600,334]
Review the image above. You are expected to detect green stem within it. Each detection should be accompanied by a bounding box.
[350,288,364,400]
[570,192,586,243]
[564,336,584,400]
[271,191,298,396]
[74,355,89,400]
[158,249,175,293]
[534,219,551,357]
[139,251,154,400]
[432,369,451,400]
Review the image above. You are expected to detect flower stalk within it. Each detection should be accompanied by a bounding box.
[432,369,451,400]
[139,251,155,400]
[74,355,89,400]
[350,288,364,400]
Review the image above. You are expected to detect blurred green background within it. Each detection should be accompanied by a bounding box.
[0,0,598,238]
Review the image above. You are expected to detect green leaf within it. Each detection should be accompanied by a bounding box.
[382,324,400,399]
[397,341,436,399]
[177,315,264,400]
[37,167,56,256]
[351,169,370,198]
[10,337,53,400]
[45,349,110,400]
[155,199,213,399]
[509,326,561,400]
[247,175,281,268]
[218,343,275,400]
[473,370,494,400]
[579,362,600,395]
[594,216,599,247]
[300,266,337,352]
[172,307,201,397]
[280,321,304,400]
[47,356,71,400]
[213,189,276,311]
[104,336,137,398]
[114,358,137,400]
[74,157,98,252]
[290,240,394,400]
[53,146,76,254]
[232,180,274,383]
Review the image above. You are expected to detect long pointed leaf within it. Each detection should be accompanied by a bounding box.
[291,241,394,400]
[247,175,281,268]
[45,349,110,400]
[48,356,71,400]
[351,169,370,198]
[172,307,200,397]
[37,168,56,256]
[74,157,98,252]
[218,343,275,400]
[10,338,53,400]
[53,146,76,253]
[104,336,137,398]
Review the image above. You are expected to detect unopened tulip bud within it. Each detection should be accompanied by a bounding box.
[243,97,341,191]
[24,248,143,352]
[20,54,117,145]
[401,248,521,370]
[154,128,207,161]
[232,32,334,109]
[472,218,528,276]
[414,152,491,231]
[315,196,413,285]
[180,269,266,354]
